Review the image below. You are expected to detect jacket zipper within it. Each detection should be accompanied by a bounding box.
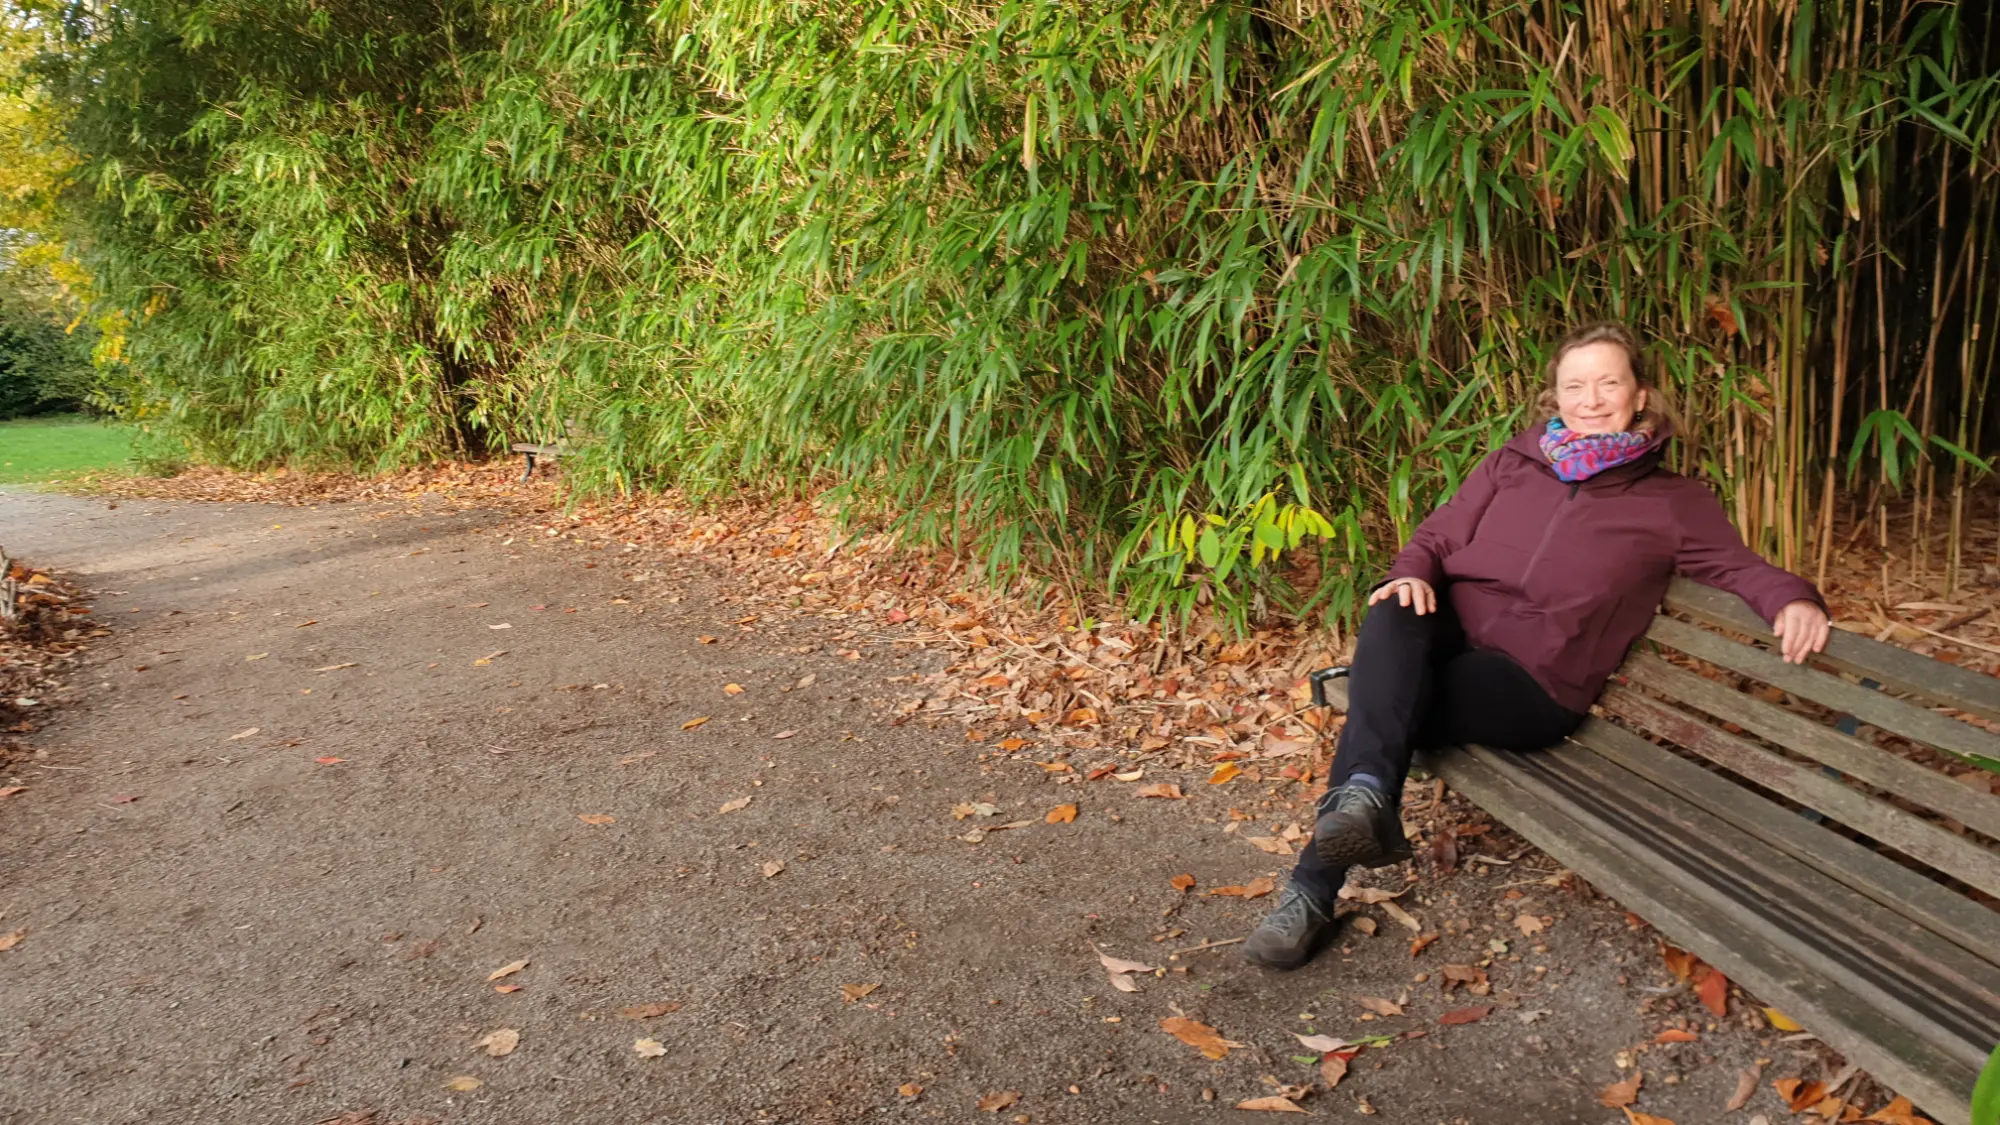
[1520,481,1581,588]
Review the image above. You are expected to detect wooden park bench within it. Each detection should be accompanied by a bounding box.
[1320,577,2000,1125]
[510,419,587,482]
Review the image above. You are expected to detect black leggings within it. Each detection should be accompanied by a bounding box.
[1289,596,1585,898]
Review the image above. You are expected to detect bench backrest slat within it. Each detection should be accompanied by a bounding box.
[1644,615,2000,771]
[1663,576,2000,724]
[1618,651,2000,840]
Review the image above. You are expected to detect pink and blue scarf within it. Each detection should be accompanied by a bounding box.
[1539,419,1653,483]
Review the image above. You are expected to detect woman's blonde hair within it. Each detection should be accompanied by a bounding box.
[1533,320,1681,438]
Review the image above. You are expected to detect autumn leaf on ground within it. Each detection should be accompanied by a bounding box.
[1206,877,1275,899]
[1775,1078,1827,1113]
[1863,1096,1933,1124]
[487,959,529,981]
[897,1082,922,1099]
[0,928,24,952]
[1358,997,1404,1017]
[315,757,345,765]
[1514,913,1546,936]
[723,683,744,694]
[999,738,1032,752]
[680,715,710,730]
[1725,1064,1761,1111]
[1410,933,1440,956]
[1293,1034,1355,1053]
[1764,1007,1802,1031]
[1236,1096,1307,1113]
[1338,885,1408,904]
[718,796,751,813]
[228,727,260,741]
[619,1002,681,1019]
[444,1076,482,1092]
[577,813,615,826]
[1321,1051,1351,1087]
[761,859,786,877]
[0,786,28,798]
[1600,1071,1642,1107]
[772,730,798,739]
[1045,803,1077,824]
[976,1091,1020,1112]
[1439,1005,1493,1025]
[494,983,521,993]
[1351,916,1378,936]
[1245,836,1292,855]
[1694,967,1729,1017]
[474,1028,519,1057]
[1169,873,1196,893]
[697,635,716,644]
[1620,1111,1675,1125]
[1136,783,1184,799]
[840,983,880,1002]
[633,1038,667,1058]
[952,801,1000,819]
[1097,948,1157,994]
[1654,1028,1699,1043]
[1208,762,1242,785]
[473,650,508,665]
[1159,1016,1245,1060]
[1380,900,1423,933]
[1659,943,1698,982]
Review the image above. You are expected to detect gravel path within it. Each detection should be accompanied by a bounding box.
[0,489,1808,1125]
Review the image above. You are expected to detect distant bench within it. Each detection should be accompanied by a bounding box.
[1321,577,2000,1125]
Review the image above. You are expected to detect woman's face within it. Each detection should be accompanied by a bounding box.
[1555,341,1647,435]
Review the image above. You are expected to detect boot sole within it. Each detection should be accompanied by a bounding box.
[1313,811,1414,869]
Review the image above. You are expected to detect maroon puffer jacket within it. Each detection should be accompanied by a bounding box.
[1380,426,1824,713]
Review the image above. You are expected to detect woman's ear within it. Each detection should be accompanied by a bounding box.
[1635,386,1650,417]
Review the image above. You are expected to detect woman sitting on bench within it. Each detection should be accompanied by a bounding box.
[1245,321,1833,970]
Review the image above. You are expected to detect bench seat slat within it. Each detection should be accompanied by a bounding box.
[1664,576,2000,725]
[1618,651,2000,840]
[1423,741,1983,1125]
[1601,683,2000,899]
[1645,615,2000,770]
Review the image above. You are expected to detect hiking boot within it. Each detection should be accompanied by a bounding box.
[1312,781,1413,869]
[1242,882,1338,970]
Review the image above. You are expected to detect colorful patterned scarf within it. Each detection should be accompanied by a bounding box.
[1539,418,1654,483]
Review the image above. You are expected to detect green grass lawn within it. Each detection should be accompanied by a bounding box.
[0,414,137,484]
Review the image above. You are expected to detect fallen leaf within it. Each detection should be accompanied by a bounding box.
[578,813,615,826]
[718,796,751,813]
[314,756,345,765]
[0,929,24,952]
[1208,762,1242,785]
[619,1002,682,1019]
[1864,1096,1934,1124]
[952,801,1000,819]
[314,662,358,672]
[1159,1016,1245,1060]
[723,683,744,695]
[245,653,268,661]
[1358,997,1404,1017]
[1338,885,1409,904]
[1660,944,1698,982]
[494,984,521,994]
[1098,951,1157,976]
[1245,836,1293,855]
[1112,768,1144,781]
[1601,1071,1643,1107]
[1725,1065,1763,1111]
[487,959,529,981]
[1321,1051,1351,1087]
[897,1082,922,1098]
[1236,1096,1307,1113]
[489,622,512,630]
[772,730,798,739]
[1135,783,1184,800]
[633,1038,667,1058]
[976,1091,1020,1112]
[1206,877,1276,899]
[1409,933,1440,956]
[1108,973,1140,993]
[443,1076,482,1092]
[0,786,28,798]
[1775,1078,1826,1113]
[474,1028,519,1057]
[1169,873,1196,893]
[760,859,785,877]
[1045,803,1077,824]
[1654,1028,1700,1044]
[1621,1111,1676,1125]
[697,635,716,644]
[473,650,508,665]
[840,983,880,1002]
[1351,916,1378,936]
[1764,1007,1802,1032]
[228,727,260,741]
[998,738,1032,752]
[1695,967,1729,1017]
[1380,900,1423,933]
[959,829,987,843]
[680,716,710,730]
[1439,1005,1493,1025]
[1294,1033,1353,1052]
[1513,913,1546,936]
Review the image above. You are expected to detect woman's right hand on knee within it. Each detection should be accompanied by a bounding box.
[1369,577,1437,615]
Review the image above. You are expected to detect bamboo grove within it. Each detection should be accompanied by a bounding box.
[15,0,2000,627]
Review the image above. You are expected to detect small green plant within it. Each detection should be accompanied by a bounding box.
[1973,1039,1999,1125]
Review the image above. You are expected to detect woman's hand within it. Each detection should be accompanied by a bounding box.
[1369,577,1438,616]
[1772,600,1831,664]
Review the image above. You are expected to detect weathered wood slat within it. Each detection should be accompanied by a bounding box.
[1644,615,2000,769]
[1568,716,2000,968]
[1426,744,1981,1125]
[1617,651,2000,840]
[1600,683,2000,899]
[1664,576,2000,725]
